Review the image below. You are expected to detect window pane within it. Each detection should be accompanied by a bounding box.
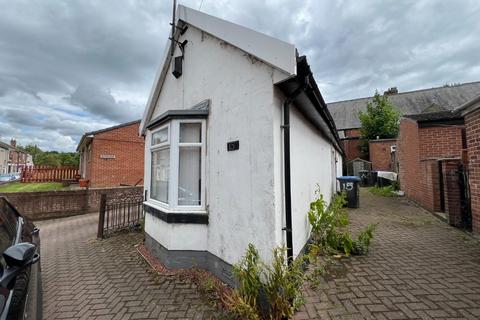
[152,128,168,145]
[178,147,201,206]
[179,123,201,143]
[151,148,170,203]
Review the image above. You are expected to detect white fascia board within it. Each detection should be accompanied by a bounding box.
[178,5,296,76]
[140,4,298,134]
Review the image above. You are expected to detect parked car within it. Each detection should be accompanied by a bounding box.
[0,174,21,183]
[0,197,41,320]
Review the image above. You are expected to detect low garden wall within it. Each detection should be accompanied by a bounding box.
[0,186,143,221]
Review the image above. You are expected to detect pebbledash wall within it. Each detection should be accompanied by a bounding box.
[464,106,480,233]
[1,186,142,221]
[142,18,342,286]
[81,122,145,188]
[369,138,397,171]
[397,117,464,213]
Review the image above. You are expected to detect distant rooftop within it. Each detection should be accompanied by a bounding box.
[327,81,480,130]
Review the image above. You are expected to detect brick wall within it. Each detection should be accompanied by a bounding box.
[369,139,397,171]
[342,128,363,161]
[398,118,465,214]
[0,186,143,220]
[89,122,145,188]
[419,126,464,159]
[398,119,421,204]
[465,108,480,233]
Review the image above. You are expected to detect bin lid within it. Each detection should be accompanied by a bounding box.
[337,176,361,182]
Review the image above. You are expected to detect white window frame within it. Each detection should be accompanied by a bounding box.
[147,119,206,212]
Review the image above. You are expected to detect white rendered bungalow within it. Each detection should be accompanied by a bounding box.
[140,5,344,286]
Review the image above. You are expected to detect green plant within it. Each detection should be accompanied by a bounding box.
[230,244,306,320]
[358,92,400,157]
[370,185,396,197]
[308,190,376,256]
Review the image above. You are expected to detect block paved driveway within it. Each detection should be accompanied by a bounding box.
[36,213,220,320]
[295,189,480,320]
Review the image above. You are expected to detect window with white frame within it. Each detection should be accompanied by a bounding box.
[148,120,206,211]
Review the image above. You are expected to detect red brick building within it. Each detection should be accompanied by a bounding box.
[77,120,144,187]
[397,111,466,223]
[369,138,397,171]
[457,95,480,233]
[328,82,480,162]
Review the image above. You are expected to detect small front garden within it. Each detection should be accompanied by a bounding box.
[0,182,66,193]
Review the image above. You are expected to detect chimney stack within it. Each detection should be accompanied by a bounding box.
[10,138,16,147]
[384,87,398,96]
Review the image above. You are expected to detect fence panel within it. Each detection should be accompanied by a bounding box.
[21,166,79,183]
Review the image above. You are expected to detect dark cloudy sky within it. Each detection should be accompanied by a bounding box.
[1,0,479,151]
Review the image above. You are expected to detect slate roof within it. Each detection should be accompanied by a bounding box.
[404,110,462,122]
[327,81,480,130]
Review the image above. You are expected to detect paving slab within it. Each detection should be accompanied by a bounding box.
[36,213,220,320]
[295,189,480,320]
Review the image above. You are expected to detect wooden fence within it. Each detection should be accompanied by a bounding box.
[21,166,79,183]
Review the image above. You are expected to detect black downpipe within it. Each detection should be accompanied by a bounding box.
[283,99,294,264]
[282,84,306,264]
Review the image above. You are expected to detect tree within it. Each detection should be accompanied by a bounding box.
[358,91,400,157]
[15,144,80,167]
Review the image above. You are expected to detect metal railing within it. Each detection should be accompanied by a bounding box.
[97,193,144,238]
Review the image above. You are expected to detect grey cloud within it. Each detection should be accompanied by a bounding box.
[1,0,480,151]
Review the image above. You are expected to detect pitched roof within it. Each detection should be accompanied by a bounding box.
[275,56,344,155]
[76,120,140,151]
[0,141,11,150]
[328,81,480,130]
[404,110,463,122]
[139,4,297,134]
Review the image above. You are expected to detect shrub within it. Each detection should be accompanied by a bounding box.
[308,191,376,256]
[370,185,396,197]
[229,244,306,320]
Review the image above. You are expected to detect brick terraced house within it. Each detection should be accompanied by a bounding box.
[328,82,480,162]
[77,120,144,188]
[397,110,467,227]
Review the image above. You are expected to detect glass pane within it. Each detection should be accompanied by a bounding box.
[178,147,201,206]
[152,128,168,145]
[180,123,201,143]
[151,148,170,203]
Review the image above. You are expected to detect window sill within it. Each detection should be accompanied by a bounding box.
[144,202,208,225]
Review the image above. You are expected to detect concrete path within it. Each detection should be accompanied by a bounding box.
[295,189,480,320]
[36,213,219,320]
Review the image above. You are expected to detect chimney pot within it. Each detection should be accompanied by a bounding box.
[384,87,398,95]
[10,138,16,147]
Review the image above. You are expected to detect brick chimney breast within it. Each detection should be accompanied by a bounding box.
[384,87,398,96]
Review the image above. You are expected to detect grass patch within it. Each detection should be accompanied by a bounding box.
[370,185,396,197]
[0,182,66,193]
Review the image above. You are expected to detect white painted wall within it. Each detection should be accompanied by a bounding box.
[144,24,342,267]
[0,148,8,174]
[145,25,288,265]
[289,106,341,257]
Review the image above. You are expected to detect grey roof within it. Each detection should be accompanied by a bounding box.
[0,141,11,150]
[404,110,462,122]
[327,81,480,130]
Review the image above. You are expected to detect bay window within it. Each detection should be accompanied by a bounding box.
[148,120,206,211]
